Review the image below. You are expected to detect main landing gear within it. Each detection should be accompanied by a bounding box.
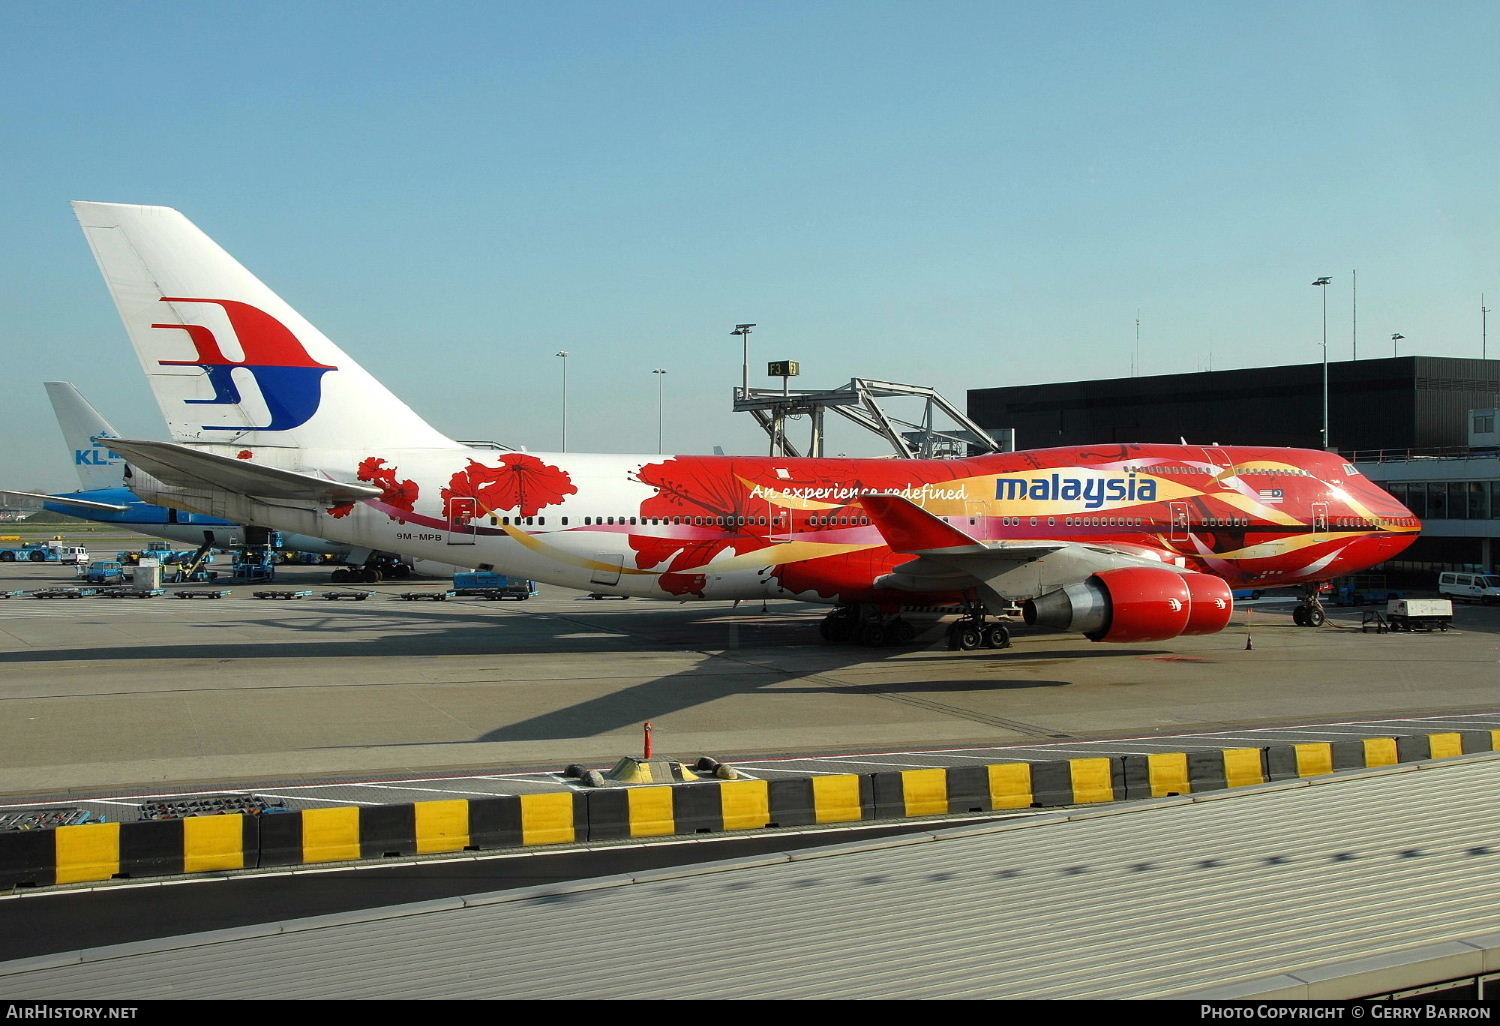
[818,605,918,648]
[1291,583,1328,627]
[330,555,414,584]
[945,604,1012,651]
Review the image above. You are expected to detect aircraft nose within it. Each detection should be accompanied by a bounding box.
[1353,530,1418,566]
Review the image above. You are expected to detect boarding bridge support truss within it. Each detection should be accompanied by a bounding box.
[732,378,1008,459]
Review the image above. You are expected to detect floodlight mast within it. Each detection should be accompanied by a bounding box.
[1312,277,1332,450]
[555,350,569,452]
[731,324,755,400]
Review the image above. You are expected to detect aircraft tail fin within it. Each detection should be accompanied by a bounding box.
[45,381,126,491]
[71,202,462,453]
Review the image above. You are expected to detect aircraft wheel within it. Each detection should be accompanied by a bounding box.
[822,615,855,644]
[886,619,916,645]
[1306,606,1326,627]
[331,568,350,583]
[953,624,983,651]
[857,621,888,647]
[1292,605,1309,626]
[983,623,1012,649]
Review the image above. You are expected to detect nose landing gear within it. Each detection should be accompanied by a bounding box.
[1292,583,1328,627]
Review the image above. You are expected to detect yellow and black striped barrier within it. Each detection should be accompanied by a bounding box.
[2,814,257,888]
[2,731,1494,889]
[584,773,874,840]
[254,793,589,868]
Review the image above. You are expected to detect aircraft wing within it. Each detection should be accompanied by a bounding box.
[860,492,1189,605]
[0,489,131,512]
[101,438,381,504]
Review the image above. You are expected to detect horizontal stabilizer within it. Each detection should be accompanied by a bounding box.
[102,438,381,503]
[0,489,129,512]
[859,493,987,554]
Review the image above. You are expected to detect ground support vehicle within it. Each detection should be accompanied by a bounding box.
[80,560,127,585]
[0,540,89,564]
[322,590,375,600]
[1438,571,1500,605]
[252,590,314,599]
[97,587,165,599]
[397,590,455,601]
[1363,598,1454,633]
[453,572,537,600]
[118,542,208,566]
[232,548,276,582]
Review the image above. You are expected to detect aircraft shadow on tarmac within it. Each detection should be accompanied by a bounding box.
[0,597,1176,746]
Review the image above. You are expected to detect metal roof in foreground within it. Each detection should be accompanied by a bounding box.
[3,756,1497,1000]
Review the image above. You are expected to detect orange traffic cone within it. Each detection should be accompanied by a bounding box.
[1245,635,1253,650]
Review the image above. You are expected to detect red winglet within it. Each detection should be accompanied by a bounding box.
[858,493,982,553]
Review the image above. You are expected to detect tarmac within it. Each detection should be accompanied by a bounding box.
[1,527,1496,800]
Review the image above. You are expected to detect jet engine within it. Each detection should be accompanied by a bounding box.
[1021,567,1234,643]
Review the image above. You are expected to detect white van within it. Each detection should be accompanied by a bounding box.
[1437,571,1500,604]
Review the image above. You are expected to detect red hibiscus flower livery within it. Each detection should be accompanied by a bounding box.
[327,456,420,519]
[631,457,771,597]
[441,454,577,517]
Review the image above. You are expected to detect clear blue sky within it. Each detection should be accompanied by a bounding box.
[2,0,1496,490]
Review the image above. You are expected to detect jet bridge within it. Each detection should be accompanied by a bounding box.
[732,377,1009,458]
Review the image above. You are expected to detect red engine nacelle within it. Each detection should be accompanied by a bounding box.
[1021,567,1235,643]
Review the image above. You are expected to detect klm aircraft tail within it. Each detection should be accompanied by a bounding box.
[45,381,126,491]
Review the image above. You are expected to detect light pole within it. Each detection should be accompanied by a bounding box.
[1391,333,1404,358]
[731,324,755,399]
[652,368,667,454]
[1351,269,1357,360]
[1483,296,1489,359]
[555,350,569,451]
[1312,277,1331,450]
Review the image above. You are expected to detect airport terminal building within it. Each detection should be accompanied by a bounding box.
[968,356,1500,575]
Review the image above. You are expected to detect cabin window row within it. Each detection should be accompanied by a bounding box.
[1334,516,1417,529]
[1063,516,1149,527]
[571,515,876,527]
[1124,466,1311,477]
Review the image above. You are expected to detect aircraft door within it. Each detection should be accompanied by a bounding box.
[1203,447,1235,480]
[446,497,477,544]
[1312,502,1329,534]
[1169,501,1191,542]
[767,501,792,543]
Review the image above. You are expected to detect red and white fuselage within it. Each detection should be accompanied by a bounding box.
[73,201,1419,644]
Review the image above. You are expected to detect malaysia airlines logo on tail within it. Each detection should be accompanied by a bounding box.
[151,297,337,432]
